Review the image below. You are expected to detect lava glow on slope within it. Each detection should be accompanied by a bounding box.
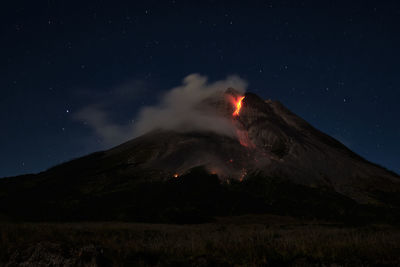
[232,96,245,116]
[230,95,256,148]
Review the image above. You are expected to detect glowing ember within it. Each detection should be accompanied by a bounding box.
[233,96,245,116]
[239,168,247,182]
[173,173,179,178]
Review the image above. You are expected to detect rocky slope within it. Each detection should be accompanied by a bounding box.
[97,89,400,204]
[0,89,399,222]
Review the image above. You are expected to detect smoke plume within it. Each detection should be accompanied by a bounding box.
[133,73,247,137]
[74,105,134,147]
[74,74,247,147]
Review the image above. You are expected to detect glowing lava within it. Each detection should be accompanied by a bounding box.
[230,95,255,148]
[233,96,245,116]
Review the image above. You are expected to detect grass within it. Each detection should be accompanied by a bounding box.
[1,215,400,266]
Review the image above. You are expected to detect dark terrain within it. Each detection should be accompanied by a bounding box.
[0,166,399,224]
[2,217,400,266]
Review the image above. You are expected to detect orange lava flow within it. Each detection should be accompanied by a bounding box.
[233,96,245,116]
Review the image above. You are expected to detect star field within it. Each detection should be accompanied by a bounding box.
[0,0,399,177]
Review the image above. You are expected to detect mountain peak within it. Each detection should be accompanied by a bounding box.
[1,90,399,222]
[102,90,400,204]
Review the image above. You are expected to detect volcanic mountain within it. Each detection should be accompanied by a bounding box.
[0,89,399,223]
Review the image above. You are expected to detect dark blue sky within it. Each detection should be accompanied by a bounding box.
[1,1,399,177]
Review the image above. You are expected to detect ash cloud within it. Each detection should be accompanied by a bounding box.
[72,79,149,147]
[73,105,134,147]
[73,74,247,147]
[133,74,247,137]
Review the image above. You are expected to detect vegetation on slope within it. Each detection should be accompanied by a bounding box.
[1,219,400,266]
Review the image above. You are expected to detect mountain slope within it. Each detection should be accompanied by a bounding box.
[0,89,399,223]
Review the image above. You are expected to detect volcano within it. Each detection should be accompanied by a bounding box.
[1,89,399,223]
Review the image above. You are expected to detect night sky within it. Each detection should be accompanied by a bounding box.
[1,1,399,178]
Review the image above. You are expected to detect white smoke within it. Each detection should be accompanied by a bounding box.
[73,74,247,147]
[74,105,134,147]
[133,73,247,137]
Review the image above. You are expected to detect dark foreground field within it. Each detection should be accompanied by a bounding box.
[1,215,400,267]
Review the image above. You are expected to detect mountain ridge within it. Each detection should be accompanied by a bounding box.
[0,89,399,223]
